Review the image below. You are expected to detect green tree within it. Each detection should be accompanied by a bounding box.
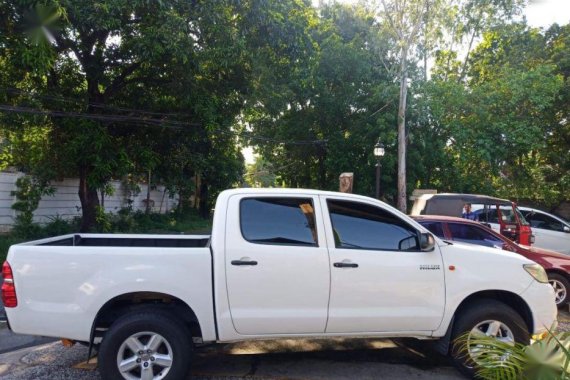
[1,0,247,229]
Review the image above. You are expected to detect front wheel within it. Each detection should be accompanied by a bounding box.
[449,299,529,378]
[548,273,569,307]
[98,310,193,380]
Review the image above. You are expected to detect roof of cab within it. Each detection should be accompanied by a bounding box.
[221,187,375,199]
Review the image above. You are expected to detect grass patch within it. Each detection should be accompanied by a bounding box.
[0,209,212,263]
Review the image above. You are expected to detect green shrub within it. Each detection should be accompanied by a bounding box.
[0,209,211,262]
[0,235,25,262]
[43,216,79,236]
[11,176,54,238]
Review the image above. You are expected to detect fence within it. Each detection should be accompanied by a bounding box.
[0,171,177,232]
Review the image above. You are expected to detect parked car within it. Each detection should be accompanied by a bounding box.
[411,193,533,245]
[2,189,556,379]
[414,215,570,306]
[518,207,570,255]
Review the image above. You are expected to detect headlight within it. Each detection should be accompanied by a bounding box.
[523,264,548,283]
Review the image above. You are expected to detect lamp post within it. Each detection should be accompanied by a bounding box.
[373,140,385,199]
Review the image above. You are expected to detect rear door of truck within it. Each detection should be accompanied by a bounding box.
[224,193,330,335]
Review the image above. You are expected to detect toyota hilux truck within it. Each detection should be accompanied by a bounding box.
[1,188,557,379]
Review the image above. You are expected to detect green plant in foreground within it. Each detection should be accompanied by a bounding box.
[458,328,570,379]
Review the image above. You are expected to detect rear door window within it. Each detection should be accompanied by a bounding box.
[240,198,318,246]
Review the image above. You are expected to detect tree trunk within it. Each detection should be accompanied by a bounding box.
[397,48,409,213]
[78,166,100,232]
[458,19,480,83]
[318,148,326,189]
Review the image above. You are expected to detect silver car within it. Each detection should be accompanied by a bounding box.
[519,207,570,255]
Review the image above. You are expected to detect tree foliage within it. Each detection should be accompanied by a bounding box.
[0,0,568,228]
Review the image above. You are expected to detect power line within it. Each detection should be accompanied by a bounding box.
[0,104,192,129]
[0,104,328,146]
[1,87,193,118]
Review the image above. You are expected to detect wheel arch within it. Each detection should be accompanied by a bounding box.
[434,289,533,355]
[91,291,203,345]
[545,268,570,282]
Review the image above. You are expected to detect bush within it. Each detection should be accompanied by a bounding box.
[0,235,25,263]
[10,176,54,239]
[43,216,80,236]
[0,209,212,261]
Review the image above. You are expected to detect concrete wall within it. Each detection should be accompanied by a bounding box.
[0,172,177,232]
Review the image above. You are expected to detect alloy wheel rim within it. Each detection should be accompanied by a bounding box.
[116,331,173,380]
[467,320,515,366]
[549,279,567,305]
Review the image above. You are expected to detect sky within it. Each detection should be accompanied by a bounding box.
[243,0,569,165]
[525,0,570,27]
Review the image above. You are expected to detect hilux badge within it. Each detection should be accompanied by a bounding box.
[420,265,440,270]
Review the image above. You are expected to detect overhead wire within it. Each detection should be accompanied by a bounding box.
[0,103,328,146]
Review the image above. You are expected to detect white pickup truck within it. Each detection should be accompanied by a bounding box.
[2,188,557,379]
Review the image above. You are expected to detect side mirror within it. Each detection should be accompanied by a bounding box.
[420,232,435,252]
[564,226,570,233]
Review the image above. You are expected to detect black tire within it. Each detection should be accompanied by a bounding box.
[547,272,570,307]
[449,299,529,379]
[98,309,193,380]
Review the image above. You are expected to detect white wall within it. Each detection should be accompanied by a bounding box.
[0,172,178,232]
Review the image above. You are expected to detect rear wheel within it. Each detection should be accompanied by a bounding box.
[98,310,193,380]
[449,299,529,378]
[547,273,569,307]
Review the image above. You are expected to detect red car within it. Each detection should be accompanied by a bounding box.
[414,215,570,307]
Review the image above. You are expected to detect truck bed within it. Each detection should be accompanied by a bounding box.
[5,233,216,342]
[25,233,211,248]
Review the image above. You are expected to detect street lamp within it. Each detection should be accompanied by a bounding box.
[373,140,385,199]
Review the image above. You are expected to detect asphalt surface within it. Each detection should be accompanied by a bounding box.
[0,337,462,380]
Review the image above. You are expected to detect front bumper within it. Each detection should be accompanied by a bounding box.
[520,280,558,335]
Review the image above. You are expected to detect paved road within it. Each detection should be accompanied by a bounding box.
[0,337,462,379]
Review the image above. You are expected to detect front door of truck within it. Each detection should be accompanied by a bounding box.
[225,194,330,335]
[322,196,445,333]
